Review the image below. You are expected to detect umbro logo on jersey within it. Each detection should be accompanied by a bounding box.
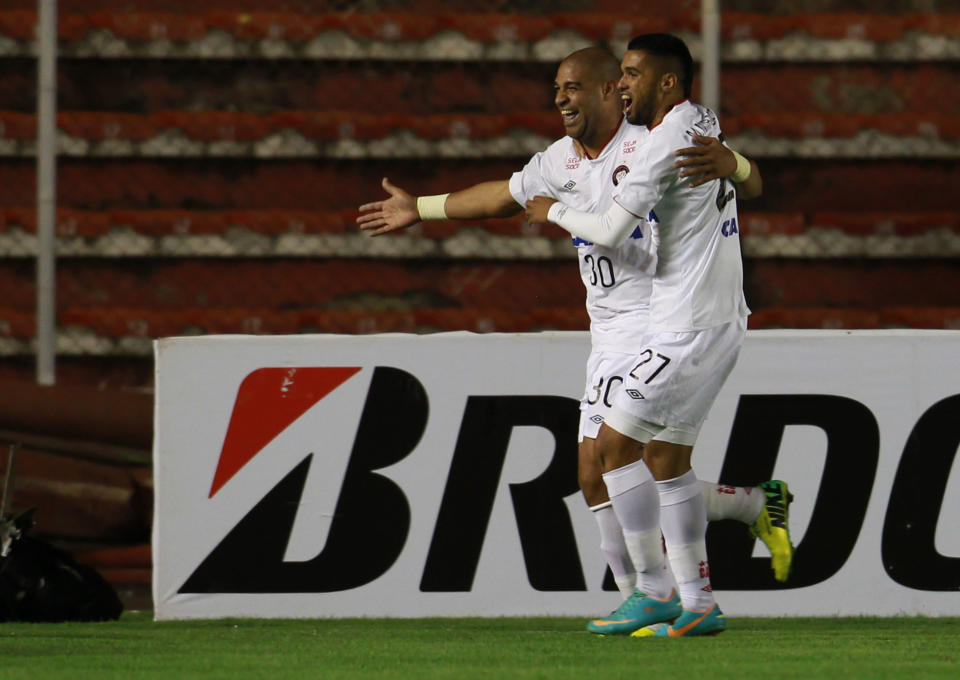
[590,415,604,424]
[612,165,629,186]
[626,389,645,400]
[561,180,577,191]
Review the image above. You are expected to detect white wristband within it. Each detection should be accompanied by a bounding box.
[730,150,752,183]
[416,193,450,220]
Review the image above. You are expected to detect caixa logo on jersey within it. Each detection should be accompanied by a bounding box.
[177,365,588,595]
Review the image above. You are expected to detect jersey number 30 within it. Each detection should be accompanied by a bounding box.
[584,254,615,288]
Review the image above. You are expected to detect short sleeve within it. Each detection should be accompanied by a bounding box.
[509,151,558,206]
[612,126,684,218]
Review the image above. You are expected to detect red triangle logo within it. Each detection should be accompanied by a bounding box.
[209,366,362,497]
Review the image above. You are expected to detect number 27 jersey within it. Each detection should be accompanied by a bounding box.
[509,119,655,352]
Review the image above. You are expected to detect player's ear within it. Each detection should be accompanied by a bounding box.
[602,79,617,98]
[660,72,678,94]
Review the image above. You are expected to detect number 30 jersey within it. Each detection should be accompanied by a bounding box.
[509,119,655,353]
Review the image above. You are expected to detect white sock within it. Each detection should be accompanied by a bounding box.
[590,501,636,599]
[700,481,765,524]
[659,469,715,611]
[602,459,672,600]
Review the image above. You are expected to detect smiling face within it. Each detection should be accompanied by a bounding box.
[553,58,619,151]
[617,50,663,128]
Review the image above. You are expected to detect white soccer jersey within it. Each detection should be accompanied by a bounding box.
[509,119,656,352]
[612,100,750,332]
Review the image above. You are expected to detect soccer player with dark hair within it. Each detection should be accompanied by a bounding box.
[361,45,791,636]
[525,34,769,637]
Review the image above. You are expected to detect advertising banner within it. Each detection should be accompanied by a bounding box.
[153,330,960,619]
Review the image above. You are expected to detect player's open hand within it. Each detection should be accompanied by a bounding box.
[525,196,557,225]
[357,177,419,236]
[674,134,736,187]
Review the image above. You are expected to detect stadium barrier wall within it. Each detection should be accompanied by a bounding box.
[153,330,960,620]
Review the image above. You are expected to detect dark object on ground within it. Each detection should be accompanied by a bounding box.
[0,509,124,622]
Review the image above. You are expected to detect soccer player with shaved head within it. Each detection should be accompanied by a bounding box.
[359,45,792,636]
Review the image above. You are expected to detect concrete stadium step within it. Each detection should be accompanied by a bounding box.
[1,208,958,258]
[1,306,958,358]
[2,110,959,159]
[0,307,591,355]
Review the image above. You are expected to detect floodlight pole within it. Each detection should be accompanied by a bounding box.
[701,0,721,113]
[36,0,58,385]
[0,443,18,520]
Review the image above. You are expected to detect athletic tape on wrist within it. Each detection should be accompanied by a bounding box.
[416,193,449,220]
[730,150,752,183]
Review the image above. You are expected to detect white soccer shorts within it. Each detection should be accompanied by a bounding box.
[577,349,636,442]
[605,316,748,446]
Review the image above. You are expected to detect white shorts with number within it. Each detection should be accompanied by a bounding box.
[578,349,637,442]
[605,316,748,446]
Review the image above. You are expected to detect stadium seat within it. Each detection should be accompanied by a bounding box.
[4,207,955,249]
[4,110,959,148]
[7,305,960,348]
[0,2,956,373]
[880,307,960,330]
[1,9,958,61]
[72,544,152,586]
[748,308,881,330]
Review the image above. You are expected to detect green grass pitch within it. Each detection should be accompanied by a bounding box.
[1,613,959,679]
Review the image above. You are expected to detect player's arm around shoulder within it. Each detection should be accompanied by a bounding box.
[673,134,763,200]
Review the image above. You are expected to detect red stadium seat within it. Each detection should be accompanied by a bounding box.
[880,307,960,330]
[0,9,956,54]
[72,544,152,585]
[4,111,959,150]
[3,304,957,347]
[748,308,881,330]
[0,207,580,243]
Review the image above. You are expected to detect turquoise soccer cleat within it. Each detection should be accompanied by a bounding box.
[654,603,726,637]
[586,589,682,635]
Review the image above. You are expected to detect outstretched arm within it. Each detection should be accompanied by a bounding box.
[673,134,763,199]
[357,177,521,236]
[445,180,522,219]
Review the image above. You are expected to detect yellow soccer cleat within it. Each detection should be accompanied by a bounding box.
[629,623,665,638]
[750,480,794,582]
